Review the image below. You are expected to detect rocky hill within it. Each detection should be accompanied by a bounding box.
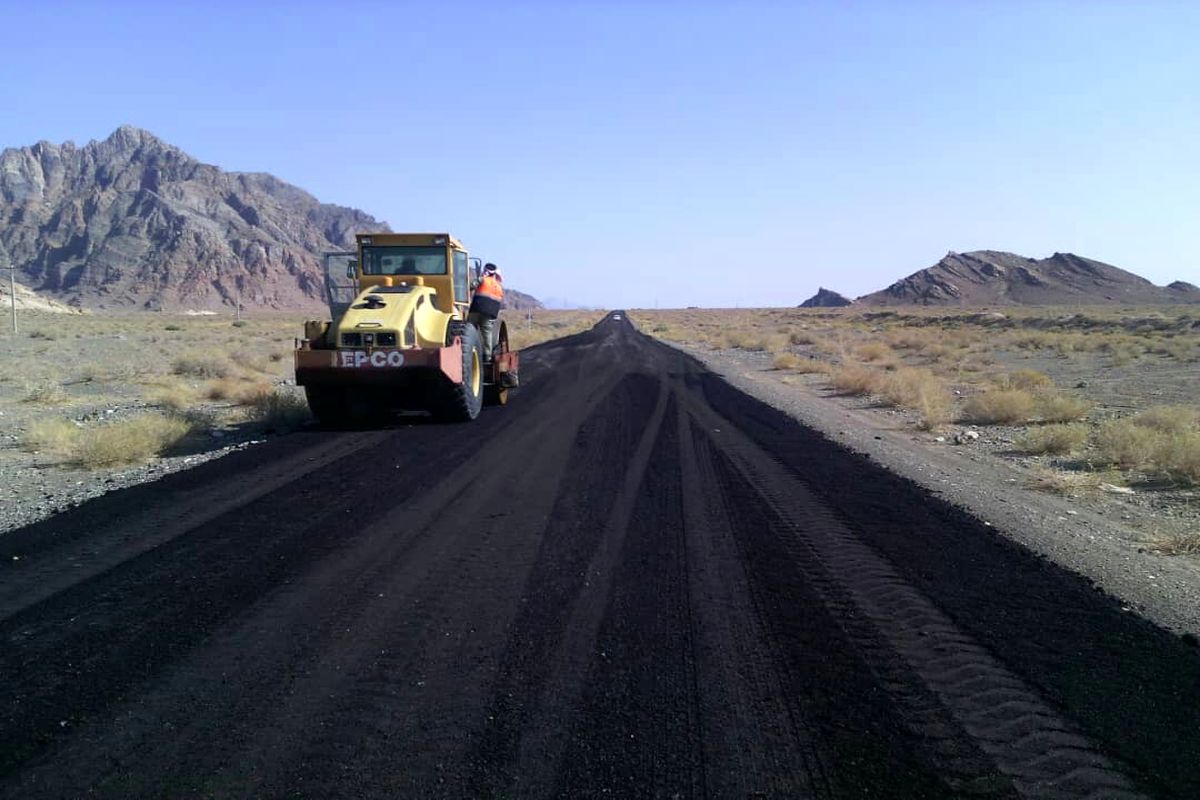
[0,126,543,312]
[503,289,543,311]
[858,250,1200,306]
[800,287,853,308]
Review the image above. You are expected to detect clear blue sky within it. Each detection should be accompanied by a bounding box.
[3,1,1198,308]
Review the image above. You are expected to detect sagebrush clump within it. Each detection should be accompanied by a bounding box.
[961,389,1036,424]
[73,414,192,468]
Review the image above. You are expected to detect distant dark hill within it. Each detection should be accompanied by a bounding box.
[0,126,543,312]
[503,289,543,311]
[800,287,853,308]
[858,250,1199,306]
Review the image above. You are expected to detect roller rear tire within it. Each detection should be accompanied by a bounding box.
[436,322,484,422]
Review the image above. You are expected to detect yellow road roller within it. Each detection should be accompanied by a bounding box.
[295,233,519,424]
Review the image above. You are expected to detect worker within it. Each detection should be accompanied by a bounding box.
[469,263,504,361]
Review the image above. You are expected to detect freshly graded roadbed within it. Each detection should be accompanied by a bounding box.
[2,315,1198,798]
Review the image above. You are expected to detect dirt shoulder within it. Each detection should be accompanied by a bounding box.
[666,339,1200,640]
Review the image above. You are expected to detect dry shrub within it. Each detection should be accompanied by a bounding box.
[1027,468,1102,495]
[1149,338,1196,361]
[961,389,1036,425]
[1132,405,1200,434]
[761,333,790,353]
[248,387,311,433]
[22,382,68,404]
[204,377,270,404]
[204,379,237,401]
[886,329,933,350]
[1017,424,1089,455]
[922,343,954,362]
[1004,369,1054,391]
[173,351,233,379]
[1094,408,1200,482]
[1143,532,1200,556]
[1012,332,1053,351]
[854,342,893,362]
[725,331,788,353]
[151,381,196,413]
[805,335,838,355]
[789,331,816,345]
[878,368,952,428]
[21,418,81,455]
[1095,419,1165,470]
[231,347,276,374]
[1160,432,1200,484]
[74,414,192,467]
[828,365,881,396]
[772,352,801,370]
[792,358,830,375]
[1109,346,1139,367]
[1035,393,1090,423]
[725,331,759,350]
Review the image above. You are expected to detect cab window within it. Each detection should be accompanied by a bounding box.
[361,246,447,276]
[453,250,469,303]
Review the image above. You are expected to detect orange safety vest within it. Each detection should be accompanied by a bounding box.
[476,274,504,302]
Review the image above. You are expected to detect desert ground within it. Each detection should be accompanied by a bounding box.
[2,303,1196,556]
[0,309,602,532]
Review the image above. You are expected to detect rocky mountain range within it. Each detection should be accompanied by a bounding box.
[858,250,1199,306]
[0,126,541,312]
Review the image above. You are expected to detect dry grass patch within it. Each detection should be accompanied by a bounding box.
[1132,405,1200,434]
[21,382,69,404]
[791,358,830,375]
[1017,423,1089,455]
[203,377,271,404]
[21,418,82,455]
[961,389,1036,425]
[73,414,192,467]
[1143,532,1200,556]
[1091,411,1200,484]
[771,352,802,370]
[727,331,788,352]
[828,365,881,396]
[172,351,234,379]
[1027,468,1103,495]
[1003,369,1054,391]
[854,342,893,362]
[878,368,952,429]
[150,380,196,413]
[1035,392,1091,423]
[1095,418,1165,470]
[248,387,311,433]
[1159,432,1200,485]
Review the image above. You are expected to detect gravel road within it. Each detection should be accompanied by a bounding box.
[2,314,1197,798]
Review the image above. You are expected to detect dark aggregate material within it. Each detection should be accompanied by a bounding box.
[2,314,1197,799]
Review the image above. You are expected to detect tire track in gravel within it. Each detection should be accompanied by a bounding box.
[684,390,1143,798]
[696,368,1200,798]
